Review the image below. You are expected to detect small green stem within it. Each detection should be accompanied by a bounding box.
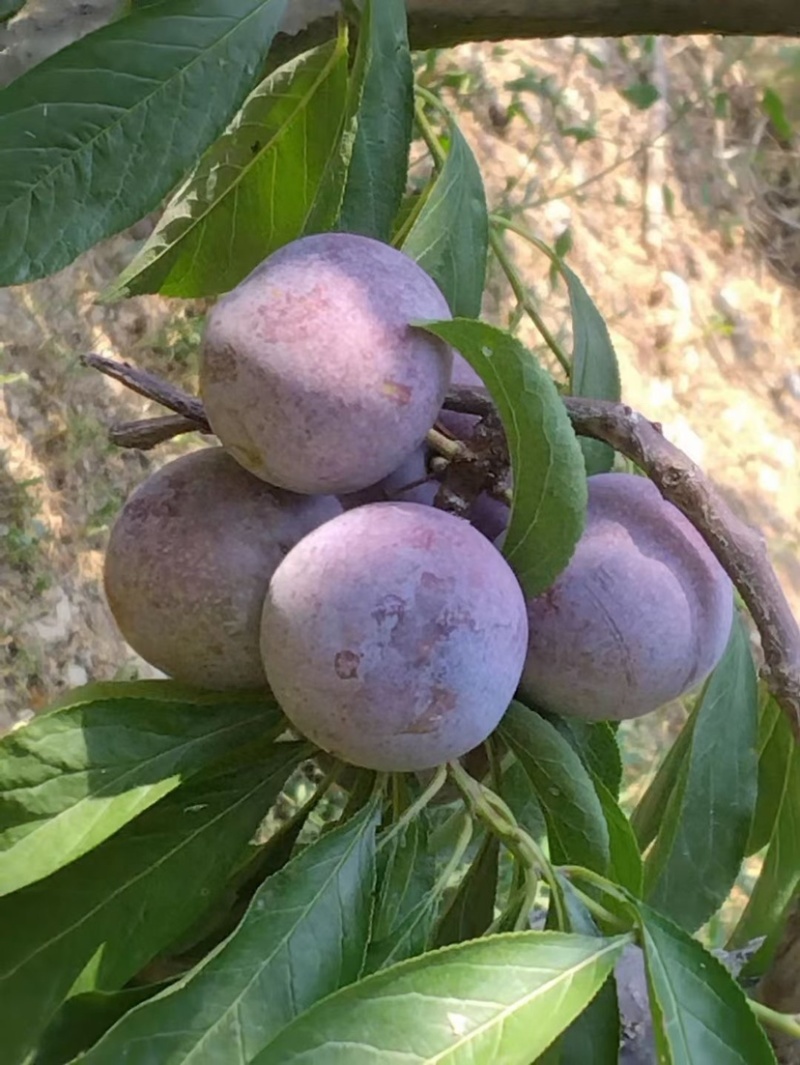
[433,810,474,898]
[448,760,564,929]
[560,864,631,906]
[749,999,800,1040]
[488,228,571,377]
[413,96,447,170]
[568,884,630,932]
[379,763,448,850]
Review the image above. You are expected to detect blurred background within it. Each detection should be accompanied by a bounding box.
[2,7,800,942]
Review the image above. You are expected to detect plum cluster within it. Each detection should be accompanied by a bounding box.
[104,232,733,771]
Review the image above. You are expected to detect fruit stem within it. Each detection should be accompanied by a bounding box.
[413,90,448,170]
[748,999,800,1040]
[448,760,564,929]
[487,226,572,377]
[378,764,448,850]
[432,810,474,900]
[567,884,631,933]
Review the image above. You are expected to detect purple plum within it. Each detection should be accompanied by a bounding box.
[520,473,734,720]
[104,447,342,690]
[200,233,453,495]
[260,502,529,770]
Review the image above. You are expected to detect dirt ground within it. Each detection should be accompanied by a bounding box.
[2,21,800,814]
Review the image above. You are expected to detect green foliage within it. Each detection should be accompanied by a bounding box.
[253,932,630,1064]
[500,703,610,874]
[0,0,24,23]
[565,262,622,474]
[418,318,587,597]
[104,33,350,299]
[0,746,306,1065]
[729,698,800,974]
[338,0,413,242]
[402,112,489,316]
[643,616,759,931]
[0,0,290,286]
[0,681,282,895]
[76,799,379,1064]
[637,903,777,1064]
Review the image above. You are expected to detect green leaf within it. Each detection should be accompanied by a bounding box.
[538,880,620,1065]
[402,119,488,317]
[565,263,621,474]
[644,616,758,931]
[762,87,794,142]
[630,709,696,851]
[417,319,587,597]
[32,982,173,1065]
[373,815,434,941]
[254,931,630,1065]
[78,798,378,1065]
[546,716,622,798]
[104,33,348,300]
[728,704,800,971]
[0,0,290,286]
[620,83,661,110]
[595,775,643,897]
[0,745,304,1065]
[434,832,499,947]
[638,903,777,1064]
[0,0,25,23]
[338,0,412,242]
[746,695,793,855]
[500,702,610,873]
[0,683,281,895]
[500,755,547,843]
[364,889,439,974]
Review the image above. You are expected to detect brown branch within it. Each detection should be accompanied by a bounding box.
[109,414,206,450]
[81,353,210,430]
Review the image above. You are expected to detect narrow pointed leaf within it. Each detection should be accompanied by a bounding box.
[547,715,622,798]
[729,703,800,971]
[638,903,776,1065]
[538,880,620,1065]
[417,319,587,596]
[595,775,643,897]
[500,702,609,873]
[435,831,499,947]
[403,120,488,316]
[0,682,281,895]
[79,798,379,1065]
[0,745,304,1065]
[644,616,758,931]
[254,931,630,1065]
[338,0,412,242]
[565,263,621,474]
[364,890,439,974]
[32,982,173,1065]
[0,0,290,286]
[105,33,348,300]
[631,709,696,850]
[373,815,434,941]
[0,0,25,23]
[746,694,793,855]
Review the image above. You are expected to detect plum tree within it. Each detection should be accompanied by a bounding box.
[200,232,454,495]
[520,472,734,721]
[104,447,342,690]
[260,502,529,771]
